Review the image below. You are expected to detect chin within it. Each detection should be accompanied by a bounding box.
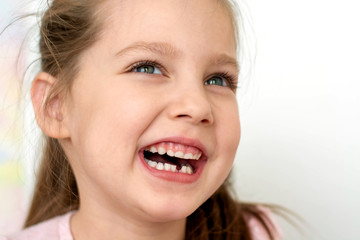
[140,197,203,223]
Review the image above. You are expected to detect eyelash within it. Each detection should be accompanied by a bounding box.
[209,72,238,90]
[128,60,238,90]
[129,60,166,75]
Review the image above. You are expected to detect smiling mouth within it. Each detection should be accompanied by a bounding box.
[142,142,204,175]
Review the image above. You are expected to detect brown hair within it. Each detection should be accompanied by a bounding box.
[25,1,279,239]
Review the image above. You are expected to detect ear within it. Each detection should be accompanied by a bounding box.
[31,72,70,139]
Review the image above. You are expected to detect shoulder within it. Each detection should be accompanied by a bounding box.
[246,206,283,240]
[5,211,74,240]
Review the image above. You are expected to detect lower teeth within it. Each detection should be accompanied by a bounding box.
[145,159,193,174]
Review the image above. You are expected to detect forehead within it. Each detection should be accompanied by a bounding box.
[100,0,237,58]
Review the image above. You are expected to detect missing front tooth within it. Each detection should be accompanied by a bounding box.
[143,150,194,171]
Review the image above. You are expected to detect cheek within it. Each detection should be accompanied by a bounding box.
[225,109,241,153]
[200,97,240,194]
[67,84,163,163]
[216,97,241,151]
[64,86,162,193]
[215,99,240,170]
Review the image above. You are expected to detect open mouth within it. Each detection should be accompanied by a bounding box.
[142,142,205,175]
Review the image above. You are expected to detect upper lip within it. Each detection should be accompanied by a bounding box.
[140,136,208,158]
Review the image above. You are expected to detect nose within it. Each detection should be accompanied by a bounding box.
[167,84,214,125]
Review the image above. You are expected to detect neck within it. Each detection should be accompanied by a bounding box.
[71,208,186,240]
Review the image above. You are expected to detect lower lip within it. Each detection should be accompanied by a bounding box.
[138,151,206,183]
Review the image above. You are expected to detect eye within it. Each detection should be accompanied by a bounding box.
[204,76,229,87]
[131,61,162,74]
[204,72,238,91]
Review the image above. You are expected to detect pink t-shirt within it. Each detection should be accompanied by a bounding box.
[3,212,73,240]
[1,211,281,240]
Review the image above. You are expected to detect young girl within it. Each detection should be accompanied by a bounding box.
[3,0,282,239]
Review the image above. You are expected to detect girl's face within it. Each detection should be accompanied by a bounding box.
[62,0,240,223]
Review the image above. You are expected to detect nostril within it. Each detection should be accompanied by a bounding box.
[176,114,211,124]
[201,119,210,124]
[177,114,189,118]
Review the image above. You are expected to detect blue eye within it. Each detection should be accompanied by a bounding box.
[133,64,161,74]
[204,76,228,87]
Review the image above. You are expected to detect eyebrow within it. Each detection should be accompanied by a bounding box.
[115,41,239,72]
[115,41,181,58]
[209,54,239,73]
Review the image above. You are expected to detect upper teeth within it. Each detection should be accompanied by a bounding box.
[146,144,202,160]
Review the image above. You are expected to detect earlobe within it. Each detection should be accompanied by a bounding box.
[31,72,70,139]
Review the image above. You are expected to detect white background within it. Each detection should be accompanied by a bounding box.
[1,0,359,239]
[234,0,360,239]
